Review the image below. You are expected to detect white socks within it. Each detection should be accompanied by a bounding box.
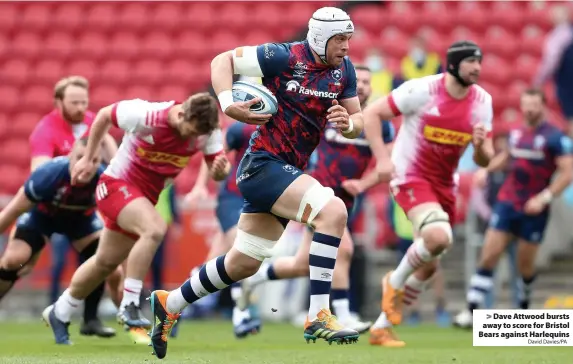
[54,289,82,323]
[332,298,351,321]
[373,312,392,329]
[390,238,433,289]
[120,278,143,310]
[247,262,272,287]
[166,288,187,314]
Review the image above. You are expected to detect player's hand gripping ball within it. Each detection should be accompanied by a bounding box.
[228,81,277,125]
[472,123,487,147]
[327,99,350,132]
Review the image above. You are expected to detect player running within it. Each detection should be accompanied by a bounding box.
[454,88,573,328]
[0,139,120,344]
[363,40,494,347]
[44,93,230,345]
[239,65,394,334]
[149,7,363,358]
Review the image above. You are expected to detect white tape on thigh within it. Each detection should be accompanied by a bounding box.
[296,183,335,226]
[234,229,275,262]
[413,209,453,244]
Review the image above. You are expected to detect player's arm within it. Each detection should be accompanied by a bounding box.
[472,97,495,167]
[473,137,494,168]
[485,150,510,172]
[358,120,396,190]
[202,129,230,181]
[29,123,55,171]
[101,133,118,164]
[539,135,573,204]
[211,43,288,121]
[0,188,33,233]
[335,63,363,139]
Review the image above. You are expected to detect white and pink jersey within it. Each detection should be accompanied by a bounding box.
[106,99,223,203]
[389,74,493,188]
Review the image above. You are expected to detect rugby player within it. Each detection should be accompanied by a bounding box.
[363,40,494,346]
[0,139,119,344]
[148,7,363,358]
[454,88,573,328]
[239,65,394,334]
[44,93,230,345]
[28,76,118,337]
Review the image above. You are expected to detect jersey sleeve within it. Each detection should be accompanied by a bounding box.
[110,99,156,133]
[382,120,396,143]
[340,61,357,100]
[387,79,429,116]
[481,94,494,134]
[23,161,64,202]
[547,132,573,158]
[255,43,291,77]
[202,129,224,161]
[225,123,246,151]
[29,121,56,158]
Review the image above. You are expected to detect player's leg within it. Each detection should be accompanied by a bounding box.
[69,230,116,338]
[49,234,70,305]
[0,226,46,300]
[45,228,135,345]
[431,265,450,326]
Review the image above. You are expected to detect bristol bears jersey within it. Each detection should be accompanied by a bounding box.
[24,157,105,219]
[248,41,357,170]
[497,122,573,208]
[221,122,257,196]
[310,121,395,208]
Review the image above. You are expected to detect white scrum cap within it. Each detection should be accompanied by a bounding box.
[307,7,354,62]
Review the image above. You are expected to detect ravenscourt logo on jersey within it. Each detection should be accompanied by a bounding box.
[285,80,339,99]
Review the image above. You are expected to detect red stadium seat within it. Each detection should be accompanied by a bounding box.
[85,3,116,31]
[519,26,544,58]
[1,138,30,169]
[0,3,18,33]
[91,86,121,110]
[506,81,528,108]
[21,85,52,112]
[480,55,512,87]
[514,55,539,84]
[524,3,553,32]
[76,32,108,61]
[43,32,75,60]
[109,32,141,60]
[99,60,131,86]
[0,86,20,112]
[252,3,283,31]
[0,113,8,141]
[164,59,202,85]
[379,28,409,59]
[10,32,41,60]
[66,60,98,83]
[53,3,85,32]
[173,31,210,61]
[500,108,521,125]
[157,85,189,102]
[482,26,517,60]
[209,32,242,56]
[131,60,165,86]
[419,2,454,33]
[454,2,489,34]
[33,59,65,86]
[219,3,250,33]
[385,2,419,34]
[0,165,26,195]
[10,113,41,140]
[124,85,154,102]
[1,59,30,86]
[185,3,216,32]
[118,3,150,31]
[149,3,183,31]
[489,2,525,33]
[20,4,51,31]
[283,3,317,29]
[140,33,174,59]
[350,5,383,34]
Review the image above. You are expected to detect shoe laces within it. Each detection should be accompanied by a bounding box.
[318,311,344,331]
[160,313,180,342]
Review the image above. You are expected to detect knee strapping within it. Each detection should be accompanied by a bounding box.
[296,183,335,226]
[0,267,19,282]
[79,238,99,263]
[234,229,275,261]
[413,209,453,244]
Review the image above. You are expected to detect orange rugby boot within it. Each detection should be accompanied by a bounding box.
[381,271,404,325]
[369,327,406,347]
[148,290,181,359]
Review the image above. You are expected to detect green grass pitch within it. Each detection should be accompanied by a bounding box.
[0,321,570,364]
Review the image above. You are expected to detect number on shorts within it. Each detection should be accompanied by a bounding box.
[119,186,132,199]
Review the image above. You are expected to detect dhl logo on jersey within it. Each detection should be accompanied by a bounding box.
[136,147,189,168]
[423,126,472,147]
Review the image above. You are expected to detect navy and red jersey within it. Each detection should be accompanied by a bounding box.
[23,156,105,219]
[248,41,357,170]
[309,120,395,208]
[221,122,257,196]
[497,122,573,209]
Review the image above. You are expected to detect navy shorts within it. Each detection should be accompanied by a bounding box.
[215,192,243,233]
[16,211,103,241]
[489,201,549,243]
[237,152,303,228]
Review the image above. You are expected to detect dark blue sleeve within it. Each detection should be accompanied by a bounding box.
[392,77,404,90]
[547,132,573,157]
[256,43,291,78]
[340,60,357,99]
[225,123,246,151]
[382,120,396,143]
[169,185,179,224]
[24,161,65,203]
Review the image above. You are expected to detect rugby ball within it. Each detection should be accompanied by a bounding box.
[232,80,278,115]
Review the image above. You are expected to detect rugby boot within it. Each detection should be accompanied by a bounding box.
[303,309,359,345]
[381,271,404,325]
[338,315,372,334]
[42,305,72,345]
[169,319,180,338]
[234,316,262,338]
[149,290,181,359]
[369,327,406,347]
[129,327,152,345]
[80,319,116,338]
[453,309,473,329]
[117,302,152,330]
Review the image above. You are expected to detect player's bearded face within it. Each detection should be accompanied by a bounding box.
[520,95,544,124]
[326,33,351,66]
[459,58,481,85]
[356,70,372,106]
[59,86,88,124]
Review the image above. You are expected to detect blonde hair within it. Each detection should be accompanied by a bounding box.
[53,76,89,101]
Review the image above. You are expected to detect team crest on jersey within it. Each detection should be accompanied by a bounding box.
[533,135,546,150]
[294,62,307,79]
[331,69,342,85]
